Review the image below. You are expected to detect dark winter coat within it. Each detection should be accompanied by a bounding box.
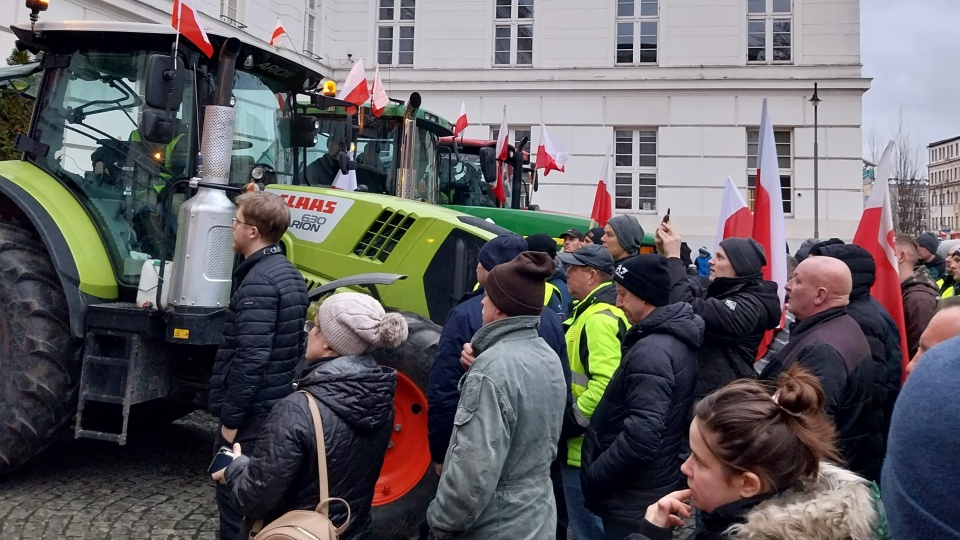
[224,355,396,540]
[901,267,939,358]
[548,263,573,321]
[760,307,881,481]
[580,303,703,528]
[666,257,781,398]
[209,245,308,429]
[812,242,903,454]
[922,254,947,282]
[427,287,570,462]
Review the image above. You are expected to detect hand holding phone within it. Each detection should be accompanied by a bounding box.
[662,207,671,224]
[208,446,236,475]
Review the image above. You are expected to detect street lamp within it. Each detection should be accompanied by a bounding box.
[809,83,821,239]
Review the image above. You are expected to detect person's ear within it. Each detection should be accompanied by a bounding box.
[738,471,763,499]
[814,286,828,306]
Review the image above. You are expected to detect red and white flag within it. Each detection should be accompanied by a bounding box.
[715,175,754,249]
[491,107,509,204]
[269,18,286,47]
[337,58,370,107]
[590,146,615,227]
[752,99,788,357]
[332,150,358,191]
[852,141,910,381]
[536,123,570,177]
[370,64,389,117]
[454,101,469,137]
[171,0,214,58]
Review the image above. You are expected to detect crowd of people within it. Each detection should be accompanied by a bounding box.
[204,191,960,540]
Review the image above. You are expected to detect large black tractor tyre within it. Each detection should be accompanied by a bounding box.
[370,311,442,540]
[0,222,81,475]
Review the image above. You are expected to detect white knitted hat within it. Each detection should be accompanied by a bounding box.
[318,293,408,356]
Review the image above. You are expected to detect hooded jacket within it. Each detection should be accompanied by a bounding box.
[627,463,882,540]
[224,355,397,540]
[209,245,308,429]
[666,258,781,398]
[922,253,947,282]
[812,242,902,477]
[900,267,939,358]
[581,303,703,527]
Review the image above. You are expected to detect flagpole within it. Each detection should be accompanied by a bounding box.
[174,1,182,65]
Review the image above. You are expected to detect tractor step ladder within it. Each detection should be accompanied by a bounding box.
[75,303,173,445]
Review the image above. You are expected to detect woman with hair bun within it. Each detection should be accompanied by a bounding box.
[627,365,885,540]
[212,292,406,540]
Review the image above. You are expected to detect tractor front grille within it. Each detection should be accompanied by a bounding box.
[353,209,416,262]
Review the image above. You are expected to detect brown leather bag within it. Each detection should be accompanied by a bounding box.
[249,391,351,540]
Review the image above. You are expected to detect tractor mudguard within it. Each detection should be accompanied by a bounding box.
[0,162,118,336]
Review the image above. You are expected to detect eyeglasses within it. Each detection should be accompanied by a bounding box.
[232,217,255,228]
[303,320,317,334]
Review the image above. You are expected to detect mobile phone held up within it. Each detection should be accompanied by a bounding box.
[208,446,236,475]
[662,208,671,224]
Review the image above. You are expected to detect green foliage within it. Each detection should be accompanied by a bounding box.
[0,48,35,160]
[6,49,30,66]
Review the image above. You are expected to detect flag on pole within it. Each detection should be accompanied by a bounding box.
[852,141,910,381]
[332,150,358,191]
[370,65,389,117]
[715,175,754,249]
[171,0,214,58]
[535,124,570,176]
[752,99,788,357]
[269,18,287,47]
[491,107,509,204]
[454,101,468,137]
[337,58,370,107]
[590,146,615,227]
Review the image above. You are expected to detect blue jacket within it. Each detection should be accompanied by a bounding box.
[428,288,571,462]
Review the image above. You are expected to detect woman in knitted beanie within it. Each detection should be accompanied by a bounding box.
[213,292,406,539]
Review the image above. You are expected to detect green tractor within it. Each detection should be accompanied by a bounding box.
[0,18,513,538]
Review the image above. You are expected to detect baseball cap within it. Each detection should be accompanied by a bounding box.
[560,228,585,240]
[558,244,615,275]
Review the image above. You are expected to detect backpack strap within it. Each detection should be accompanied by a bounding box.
[301,390,351,535]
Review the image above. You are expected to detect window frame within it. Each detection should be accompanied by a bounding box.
[746,128,793,215]
[219,0,245,28]
[615,0,659,66]
[747,0,792,65]
[377,0,416,67]
[494,0,534,67]
[613,128,659,212]
[304,0,320,57]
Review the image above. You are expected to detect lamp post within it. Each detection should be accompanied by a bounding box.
[809,83,821,239]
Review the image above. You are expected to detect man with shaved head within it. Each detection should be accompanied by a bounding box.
[760,256,878,479]
[896,234,939,358]
[905,305,960,377]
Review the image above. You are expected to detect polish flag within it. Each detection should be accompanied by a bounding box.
[491,107,509,204]
[590,147,615,227]
[332,150,358,191]
[536,123,570,177]
[269,18,286,47]
[714,175,754,249]
[752,99,788,357]
[337,58,370,107]
[171,0,214,58]
[852,141,910,381]
[454,101,468,137]
[370,64,389,117]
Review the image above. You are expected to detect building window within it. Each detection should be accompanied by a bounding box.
[746,129,793,214]
[491,126,532,147]
[494,0,534,66]
[304,0,319,56]
[378,0,415,66]
[220,0,244,27]
[616,0,658,65]
[614,129,658,211]
[747,0,791,63]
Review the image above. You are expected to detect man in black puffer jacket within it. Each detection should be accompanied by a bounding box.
[657,224,781,398]
[809,240,902,479]
[581,255,702,539]
[760,256,879,481]
[209,192,308,540]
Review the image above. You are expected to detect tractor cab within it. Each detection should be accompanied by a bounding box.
[437,137,538,209]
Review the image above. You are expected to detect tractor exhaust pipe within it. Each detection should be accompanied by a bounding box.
[397,92,421,200]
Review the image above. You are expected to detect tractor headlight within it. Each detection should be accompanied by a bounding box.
[250,165,267,181]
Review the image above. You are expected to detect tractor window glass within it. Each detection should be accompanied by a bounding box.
[30,50,198,285]
[231,71,293,186]
[304,111,401,195]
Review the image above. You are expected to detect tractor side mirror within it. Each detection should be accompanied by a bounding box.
[139,55,185,144]
[478,147,497,184]
[279,115,322,148]
[338,151,357,176]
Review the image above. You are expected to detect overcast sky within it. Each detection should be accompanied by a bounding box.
[861,0,960,163]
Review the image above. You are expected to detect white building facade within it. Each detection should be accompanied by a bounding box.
[928,136,960,237]
[0,0,869,248]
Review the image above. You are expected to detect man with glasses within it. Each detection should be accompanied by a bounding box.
[209,192,308,540]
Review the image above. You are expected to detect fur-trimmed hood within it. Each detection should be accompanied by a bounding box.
[728,462,880,540]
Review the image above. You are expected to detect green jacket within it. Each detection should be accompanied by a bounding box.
[427,316,567,539]
[563,282,628,467]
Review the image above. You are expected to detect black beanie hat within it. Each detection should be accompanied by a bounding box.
[485,251,555,316]
[612,254,672,307]
[917,232,940,254]
[525,233,558,259]
[586,227,605,245]
[719,237,767,277]
[478,234,528,271]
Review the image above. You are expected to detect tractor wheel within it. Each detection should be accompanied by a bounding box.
[0,222,80,475]
[370,311,441,540]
